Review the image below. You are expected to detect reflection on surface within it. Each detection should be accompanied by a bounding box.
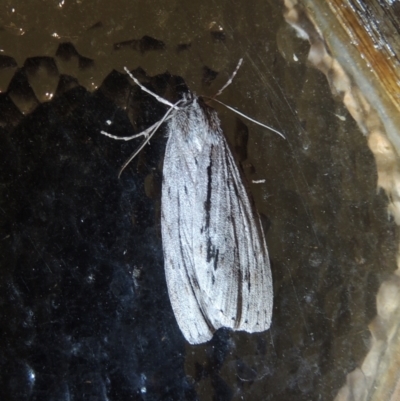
[0,1,397,399]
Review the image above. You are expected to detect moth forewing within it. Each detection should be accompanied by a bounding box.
[161,96,272,345]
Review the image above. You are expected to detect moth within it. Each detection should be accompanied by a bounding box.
[102,60,280,344]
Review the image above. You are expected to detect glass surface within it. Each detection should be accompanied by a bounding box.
[0,1,396,400]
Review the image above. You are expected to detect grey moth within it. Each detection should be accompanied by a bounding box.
[102,62,274,344]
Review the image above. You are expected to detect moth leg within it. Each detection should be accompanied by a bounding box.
[116,100,182,177]
[100,120,162,142]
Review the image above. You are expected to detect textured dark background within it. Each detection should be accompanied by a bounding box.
[0,1,397,400]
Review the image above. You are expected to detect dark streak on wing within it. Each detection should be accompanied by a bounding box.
[213,248,219,271]
[204,146,213,230]
[176,184,214,333]
[206,237,219,270]
[205,146,220,269]
[232,205,243,327]
[224,144,240,199]
[235,266,243,328]
[226,141,261,267]
[224,158,244,328]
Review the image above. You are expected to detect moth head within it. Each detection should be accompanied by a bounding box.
[179,91,195,107]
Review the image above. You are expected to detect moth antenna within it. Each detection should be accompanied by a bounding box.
[210,97,286,140]
[204,59,285,139]
[124,67,179,109]
[214,58,243,98]
[117,100,182,178]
